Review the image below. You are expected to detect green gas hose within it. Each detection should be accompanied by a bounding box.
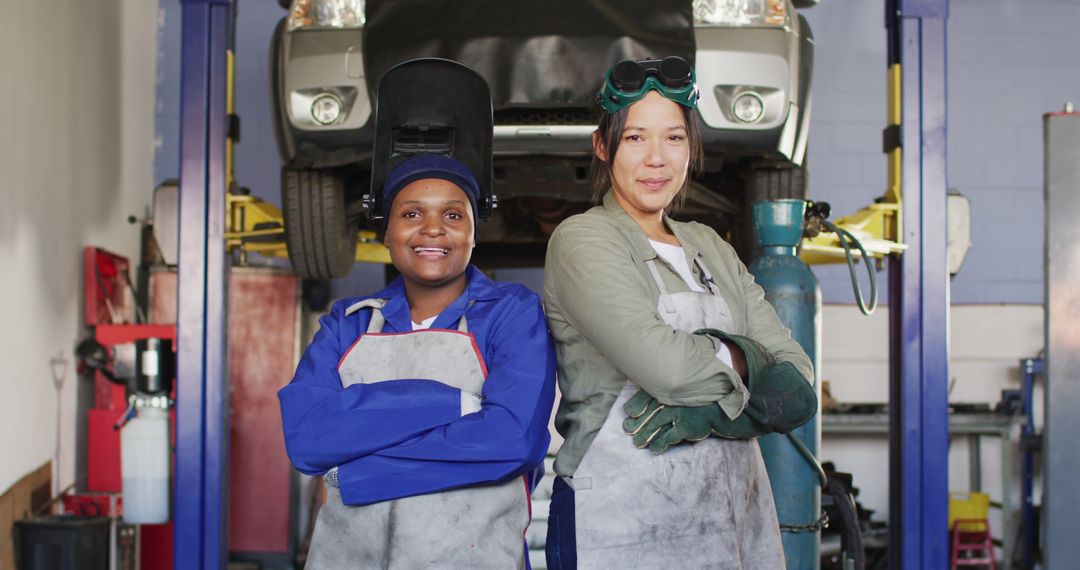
[821,219,878,315]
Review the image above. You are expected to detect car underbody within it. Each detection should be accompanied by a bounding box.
[271,0,814,276]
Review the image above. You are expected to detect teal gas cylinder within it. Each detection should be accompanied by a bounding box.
[748,199,823,570]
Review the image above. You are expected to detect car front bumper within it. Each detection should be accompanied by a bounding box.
[272,7,812,170]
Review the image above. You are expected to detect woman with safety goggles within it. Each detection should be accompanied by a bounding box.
[542,56,815,568]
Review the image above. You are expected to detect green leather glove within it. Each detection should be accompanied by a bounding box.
[710,328,775,382]
[622,390,670,450]
[623,388,664,421]
[623,397,725,453]
[739,360,817,433]
[695,328,817,436]
[622,329,817,452]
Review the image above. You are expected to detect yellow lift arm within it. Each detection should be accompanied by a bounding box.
[800,64,907,266]
[224,194,391,265]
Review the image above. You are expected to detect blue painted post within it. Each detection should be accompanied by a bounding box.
[1019,357,1042,569]
[886,1,950,569]
[749,199,822,570]
[176,0,232,568]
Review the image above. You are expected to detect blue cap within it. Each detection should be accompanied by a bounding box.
[382,155,481,225]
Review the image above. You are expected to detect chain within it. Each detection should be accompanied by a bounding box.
[780,511,830,533]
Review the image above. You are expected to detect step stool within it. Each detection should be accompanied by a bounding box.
[950,518,996,570]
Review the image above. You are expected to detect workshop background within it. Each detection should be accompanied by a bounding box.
[2,0,1077,567]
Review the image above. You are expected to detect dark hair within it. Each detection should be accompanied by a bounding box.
[590,103,705,211]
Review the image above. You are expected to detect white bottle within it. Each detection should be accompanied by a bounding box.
[121,399,170,524]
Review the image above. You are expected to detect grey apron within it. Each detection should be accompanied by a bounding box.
[306,299,530,570]
[568,256,786,569]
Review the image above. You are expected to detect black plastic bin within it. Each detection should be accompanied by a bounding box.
[14,515,110,570]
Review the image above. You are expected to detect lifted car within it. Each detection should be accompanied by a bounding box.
[270,0,816,278]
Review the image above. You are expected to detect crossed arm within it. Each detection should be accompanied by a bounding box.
[278,296,556,505]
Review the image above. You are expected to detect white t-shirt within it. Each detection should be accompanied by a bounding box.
[410,315,437,330]
[649,240,705,293]
[649,240,735,369]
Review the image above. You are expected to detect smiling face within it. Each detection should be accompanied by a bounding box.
[596,90,691,226]
[384,178,475,294]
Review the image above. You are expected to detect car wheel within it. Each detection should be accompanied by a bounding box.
[282,169,357,279]
[736,163,808,261]
[748,163,807,202]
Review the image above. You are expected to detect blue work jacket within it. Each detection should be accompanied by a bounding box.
[279,266,557,506]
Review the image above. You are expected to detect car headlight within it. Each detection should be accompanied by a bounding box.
[288,0,366,31]
[731,92,765,123]
[693,0,790,28]
[311,93,344,125]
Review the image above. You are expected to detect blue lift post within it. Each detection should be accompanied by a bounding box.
[1019,357,1042,569]
[886,1,950,569]
[176,0,233,567]
[169,1,952,567]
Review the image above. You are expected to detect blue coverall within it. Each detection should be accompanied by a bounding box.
[279,266,557,505]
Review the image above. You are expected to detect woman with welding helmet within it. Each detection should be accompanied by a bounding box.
[278,59,555,568]
[542,56,817,568]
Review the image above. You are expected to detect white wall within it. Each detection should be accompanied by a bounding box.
[803,0,1080,304]
[0,0,157,494]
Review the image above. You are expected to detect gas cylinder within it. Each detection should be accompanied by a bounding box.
[748,199,823,570]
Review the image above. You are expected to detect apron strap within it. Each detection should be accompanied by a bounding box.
[344,298,473,333]
[645,259,677,314]
[694,256,724,297]
[457,301,475,333]
[344,298,388,333]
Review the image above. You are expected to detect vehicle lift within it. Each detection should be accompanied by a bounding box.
[177,0,948,568]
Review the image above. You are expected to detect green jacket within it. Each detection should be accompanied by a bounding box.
[543,192,814,476]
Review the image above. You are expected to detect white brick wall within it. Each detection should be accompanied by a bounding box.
[803,0,1080,304]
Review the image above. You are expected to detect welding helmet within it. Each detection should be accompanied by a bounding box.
[596,56,700,114]
[366,58,496,220]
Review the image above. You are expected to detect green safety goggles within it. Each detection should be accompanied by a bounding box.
[596,56,701,114]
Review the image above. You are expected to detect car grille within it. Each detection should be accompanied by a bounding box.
[494,108,597,126]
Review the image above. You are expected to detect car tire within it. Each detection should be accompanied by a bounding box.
[736,163,808,260]
[282,169,357,279]
[748,163,807,202]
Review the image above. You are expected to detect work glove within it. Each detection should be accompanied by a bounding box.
[622,329,817,453]
[695,328,817,435]
[623,392,723,453]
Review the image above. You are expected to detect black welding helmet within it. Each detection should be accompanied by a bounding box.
[365,58,495,221]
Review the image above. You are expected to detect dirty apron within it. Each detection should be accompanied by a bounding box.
[557,256,785,569]
[306,299,531,570]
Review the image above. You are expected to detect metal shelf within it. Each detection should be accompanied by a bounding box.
[822,411,1024,565]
